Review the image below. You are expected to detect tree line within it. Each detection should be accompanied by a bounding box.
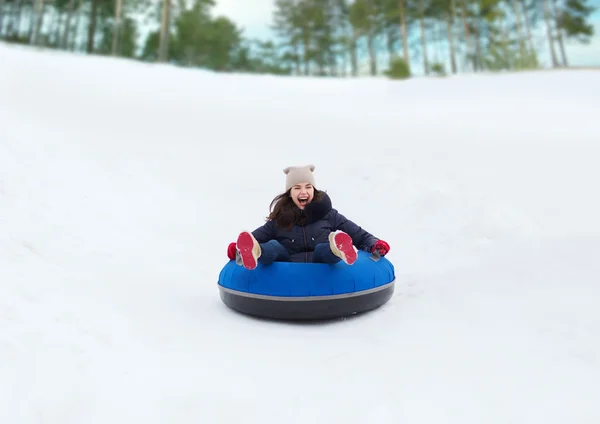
[0,0,596,78]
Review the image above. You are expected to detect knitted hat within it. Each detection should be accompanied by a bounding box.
[283,164,316,191]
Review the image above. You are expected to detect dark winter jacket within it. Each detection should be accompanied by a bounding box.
[251,193,379,263]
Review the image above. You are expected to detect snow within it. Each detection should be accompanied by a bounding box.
[1,41,600,423]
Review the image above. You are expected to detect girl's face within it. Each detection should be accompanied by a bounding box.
[290,183,314,209]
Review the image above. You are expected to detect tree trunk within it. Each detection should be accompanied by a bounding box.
[398,0,410,65]
[350,29,358,76]
[69,0,83,51]
[55,12,63,45]
[448,0,459,72]
[5,0,21,38]
[158,0,171,62]
[386,26,395,66]
[460,0,473,71]
[551,0,568,66]
[519,0,535,65]
[542,0,559,67]
[419,0,429,74]
[0,0,6,36]
[367,32,376,75]
[87,0,99,53]
[511,0,527,68]
[317,53,325,76]
[28,2,35,40]
[30,0,45,46]
[501,16,510,68]
[340,39,348,77]
[366,0,377,79]
[446,10,457,73]
[328,46,337,77]
[61,0,75,48]
[112,0,123,56]
[474,19,484,71]
[301,24,310,75]
[293,39,301,75]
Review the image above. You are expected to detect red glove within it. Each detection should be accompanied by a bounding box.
[227,242,237,260]
[372,240,390,256]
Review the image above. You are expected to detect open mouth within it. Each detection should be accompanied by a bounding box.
[298,197,309,206]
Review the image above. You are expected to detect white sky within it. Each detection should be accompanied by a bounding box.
[211,0,276,40]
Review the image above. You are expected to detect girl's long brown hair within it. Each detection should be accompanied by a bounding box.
[267,188,325,230]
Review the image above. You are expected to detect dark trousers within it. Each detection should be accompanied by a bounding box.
[258,240,341,265]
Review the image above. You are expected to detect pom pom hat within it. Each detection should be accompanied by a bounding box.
[284,164,316,191]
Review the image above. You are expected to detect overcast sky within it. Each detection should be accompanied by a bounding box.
[212,0,276,40]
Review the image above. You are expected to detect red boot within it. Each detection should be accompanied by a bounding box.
[328,230,358,265]
[236,231,261,270]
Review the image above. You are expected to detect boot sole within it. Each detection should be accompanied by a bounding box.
[237,232,260,270]
[331,231,357,265]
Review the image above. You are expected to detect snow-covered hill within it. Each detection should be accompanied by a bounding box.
[1,42,599,423]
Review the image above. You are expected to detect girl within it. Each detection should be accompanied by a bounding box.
[227,164,390,270]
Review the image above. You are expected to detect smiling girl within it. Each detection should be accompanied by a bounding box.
[227,164,390,270]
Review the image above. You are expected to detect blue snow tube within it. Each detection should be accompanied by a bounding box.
[217,250,395,320]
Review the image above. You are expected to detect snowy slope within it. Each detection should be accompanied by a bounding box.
[1,42,599,423]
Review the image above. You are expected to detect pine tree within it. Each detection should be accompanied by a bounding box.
[554,0,596,66]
